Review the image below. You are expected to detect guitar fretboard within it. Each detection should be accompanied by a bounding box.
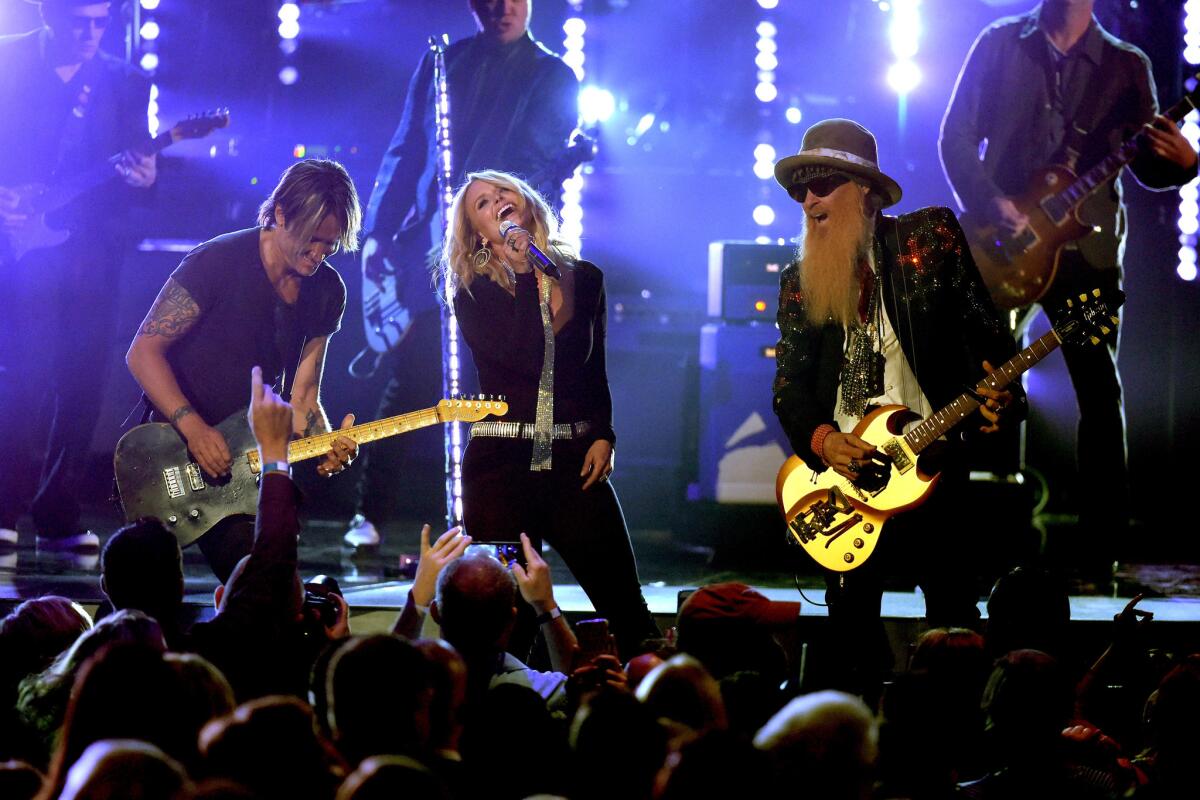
[245,406,443,465]
[1047,93,1197,221]
[903,329,1062,454]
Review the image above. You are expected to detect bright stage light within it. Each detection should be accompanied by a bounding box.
[140,52,159,71]
[1178,261,1198,282]
[755,51,779,71]
[278,3,300,22]
[140,20,160,41]
[889,0,921,60]
[756,21,777,38]
[753,205,776,226]
[887,60,922,94]
[1181,2,1200,280]
[278,20,300,40]
[757,0,780,9]
[753,161,774,180]
[140,0,161,10]
[278,66,299,85]
[563,17,586,37]
[755,82,778,103]
[579,86,615,124]
[753,143,776,162]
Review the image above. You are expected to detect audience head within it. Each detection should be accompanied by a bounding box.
[675,583,797,681]
[55,740,191,800]
[414,639,468,756]
[658,729,771,800]
[200,695,345,800]
[754,690,878,800]
[100,518,184,629]
[0,596,93,692]
[0,760,44,800]
[162,653,236,773]
[625,652,665,691]
[981,648,1073,758]
[43,643,192,800]
[336,755,451,800]
[462,683,570,800]
[433,554,517,657]
[215,554,304,618]
[635,654,727,735]
[1143,653,1200,764]
[986,567,1071,659]
[570,688,667,800]
[324,635,433,765]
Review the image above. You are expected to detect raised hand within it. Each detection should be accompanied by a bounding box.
[411,524,471,607]
[247,365,292,465]
[511,532,555,613]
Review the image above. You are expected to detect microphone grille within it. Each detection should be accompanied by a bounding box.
[498,220,519,237]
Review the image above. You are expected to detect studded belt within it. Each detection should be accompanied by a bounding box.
[469,420,593,441]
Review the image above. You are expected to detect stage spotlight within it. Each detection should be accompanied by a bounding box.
[753,143,776,163]
[140,20,160,41]
[756,21,777,38]
[563,17,586,37]
[785,106,802,124]
[278,66,299,86]
[139,52,159,72]
[278,3,301,22]
[755,51,778,71]
[140,0,161,9]
[753,161,774,180]
[757,0,779,9]
[755,82,778,103]
[1178,261,1198,282]
[278,20,300,40]
[579,86,615,124]
[753,205,776,226]
[888,0,920,61]
[887,60,921,94]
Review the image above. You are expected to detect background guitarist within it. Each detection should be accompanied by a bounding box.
[125,159,361,582]
[0,0,156,553]
[940,0,1198,582]
[344,0,580,550]
[771,119,1023,698]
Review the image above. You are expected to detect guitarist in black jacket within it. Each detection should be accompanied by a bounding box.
[940,0,1198,582]
[772,119,1023,697]
[344,0,581,549]
[0,0,156,553]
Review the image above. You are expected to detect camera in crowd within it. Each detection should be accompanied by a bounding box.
[301,573,342,634]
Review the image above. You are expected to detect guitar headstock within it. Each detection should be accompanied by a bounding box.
[169,109,231,143]
[1052,288,1125,349]
[436,395,509,423]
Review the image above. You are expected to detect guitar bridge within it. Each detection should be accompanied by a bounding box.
[162,467,185,499]
[882,439,911,474]
[788,486,854,544]
[185,463,206,491]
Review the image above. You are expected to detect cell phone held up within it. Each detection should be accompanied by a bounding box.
[574,617,617,665]
[303,573,342,629]
[465,541,526,570]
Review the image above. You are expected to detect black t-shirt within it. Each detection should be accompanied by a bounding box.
[162,227,345,425]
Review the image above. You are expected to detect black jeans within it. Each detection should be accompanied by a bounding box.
[352,309,448,527]
[462,435,660,660]
[822,466,982,693]
[0,236,122,537]
[1019,253,1127,565]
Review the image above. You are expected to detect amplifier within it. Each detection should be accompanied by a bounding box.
[707,240,794,321]
[697,321,790,504]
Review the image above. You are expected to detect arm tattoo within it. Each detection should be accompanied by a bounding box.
[303,409,330,437]
[137,280,201,340]
[171,405,194,425]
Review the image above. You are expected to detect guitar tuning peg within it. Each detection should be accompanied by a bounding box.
[1110,316,1119,325]
[1065,298,1073,308]
[1090,336,1101,345]
[1092,288,1101,297]
[1099,325,1111,335]
[1078,293,1088,303]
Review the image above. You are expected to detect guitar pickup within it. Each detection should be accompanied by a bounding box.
[882,440,911,474]
[185,464,206,492]
[162,467,185,499]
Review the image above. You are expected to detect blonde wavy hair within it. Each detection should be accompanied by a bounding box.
[440,170,575,296]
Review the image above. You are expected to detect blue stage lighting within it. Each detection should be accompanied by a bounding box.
[579,86,615,124]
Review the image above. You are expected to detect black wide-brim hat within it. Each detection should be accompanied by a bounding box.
[774,118,903,208]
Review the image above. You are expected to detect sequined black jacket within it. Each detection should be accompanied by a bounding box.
[772,206,1021,473]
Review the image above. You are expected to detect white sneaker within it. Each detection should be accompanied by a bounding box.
[342,514,381,548]
[36,530,100,552]
[0,528,18,546]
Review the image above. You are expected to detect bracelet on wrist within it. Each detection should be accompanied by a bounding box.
[260,460,291,477]
[534,606,562,626]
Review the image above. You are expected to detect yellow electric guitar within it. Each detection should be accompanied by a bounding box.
[776,289,1122,572]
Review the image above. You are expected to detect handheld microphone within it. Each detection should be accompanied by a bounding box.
[499,220,562,280]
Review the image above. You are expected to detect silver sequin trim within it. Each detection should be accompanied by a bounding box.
[530,275,556,470]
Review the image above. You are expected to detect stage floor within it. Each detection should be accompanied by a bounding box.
[3,508,1200,634]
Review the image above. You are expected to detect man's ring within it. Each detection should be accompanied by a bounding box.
[847,460,859,472]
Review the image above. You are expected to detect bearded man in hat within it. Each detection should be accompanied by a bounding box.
[0,1,156,552]
[771,118,1024,696]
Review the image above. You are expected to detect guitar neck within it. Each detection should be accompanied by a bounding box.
[38,129,176,213]
[277,406,443,464]
[903,329,1062,454]
[1055,93,1198,213]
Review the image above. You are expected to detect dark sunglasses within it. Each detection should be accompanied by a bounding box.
[67,15,111,32]
[789,172,853,201]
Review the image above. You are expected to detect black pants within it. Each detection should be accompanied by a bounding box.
[1019,254,1127,566]
[823,466,982,694]
[462,435,660,660]
[352,309,449,527]
[0,236,122,537]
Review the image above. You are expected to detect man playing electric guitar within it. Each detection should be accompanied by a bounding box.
[0,0,157,553]
[772,119,1023,698]
[940,0,1198,582]
[126,159,362,582]
[344,0,581,549]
